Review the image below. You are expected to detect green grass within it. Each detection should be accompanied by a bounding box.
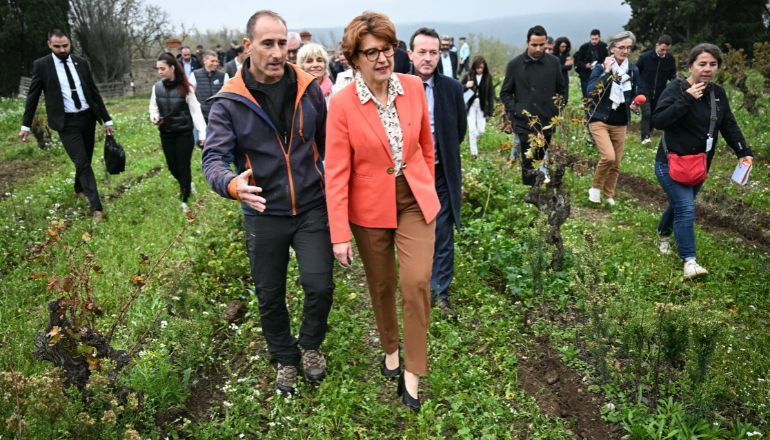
[0,74,768,439]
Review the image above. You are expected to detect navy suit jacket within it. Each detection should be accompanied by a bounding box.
[412,69,467,230]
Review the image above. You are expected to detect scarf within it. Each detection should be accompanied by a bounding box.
[320,75,333,97]
[609,57,631,110]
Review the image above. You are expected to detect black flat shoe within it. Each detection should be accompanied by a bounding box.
[397,372,420,412]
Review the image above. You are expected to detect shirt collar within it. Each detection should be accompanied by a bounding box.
[655,49,665,58]
[424,74,435,88]
[53,53,70,63]
[355,70,404,106]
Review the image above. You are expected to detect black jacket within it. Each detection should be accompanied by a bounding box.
[393,48,411,74]
[499,52,566,134]
[437,51,458,79]
[225,47,237,63]
[176,55,202,71]
[636,50,676,103]
[431,72,468,230]
[653,77,752,168]
[574,41,609,81]
[460,71,495,117]
[22,54,111,132]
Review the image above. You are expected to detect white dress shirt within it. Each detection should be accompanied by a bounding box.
[441,53,453,78]
[21,54,112,132]
[188,71,230,88]
[149,85,207,139]
[182,59,194,78]
[423,75,438,164]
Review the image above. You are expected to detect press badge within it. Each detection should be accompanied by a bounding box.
[706,137,713,152]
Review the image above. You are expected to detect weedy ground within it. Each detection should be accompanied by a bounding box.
[0,74,768,440]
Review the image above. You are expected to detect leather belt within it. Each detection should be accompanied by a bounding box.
[65,110,91,118]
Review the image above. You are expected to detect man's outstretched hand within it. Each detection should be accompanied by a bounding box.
[235,169,266,212]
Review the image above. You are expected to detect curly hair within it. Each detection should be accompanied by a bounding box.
[553,37,571,56]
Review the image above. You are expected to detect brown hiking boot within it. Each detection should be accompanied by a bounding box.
[301,347,327,384]
[92,211,106,224]
[274,364,299,395]
[439,299,459,320]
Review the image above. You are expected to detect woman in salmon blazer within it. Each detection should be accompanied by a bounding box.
[325,11,440,412]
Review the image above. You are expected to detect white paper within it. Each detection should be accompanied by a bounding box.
[706,137,713,152]
[731,161,752,185]
[463,89,475,105]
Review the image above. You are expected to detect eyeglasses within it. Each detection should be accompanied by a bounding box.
[287,49,299,55]
[615,46,632,52]
[359,44,396,62]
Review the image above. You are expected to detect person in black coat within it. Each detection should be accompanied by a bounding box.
[393,41,411,74]
[408,27,467,319]
[460,55,495,158]
[500,25,566,186]
[20,29,113,222]
[636,35,677,143]
[553,37,573,104]
[177,47,201,78]
[574,29,609,99]
[437,35,458,79]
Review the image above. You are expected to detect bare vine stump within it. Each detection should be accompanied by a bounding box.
[523,148,580,271]
[32,300,131,392]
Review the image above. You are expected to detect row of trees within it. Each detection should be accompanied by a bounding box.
[624,0,770,54]
[0,0,173,97]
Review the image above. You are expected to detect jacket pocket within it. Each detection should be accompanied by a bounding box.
[351,171,373,181]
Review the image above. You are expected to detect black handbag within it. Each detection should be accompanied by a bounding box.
[104,134,126,175]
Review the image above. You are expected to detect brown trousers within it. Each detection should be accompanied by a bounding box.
[350,176,436,376]
[589,121,628,199]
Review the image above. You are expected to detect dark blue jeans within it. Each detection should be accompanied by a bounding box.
[581,79,590,100]
[654,161,704,262]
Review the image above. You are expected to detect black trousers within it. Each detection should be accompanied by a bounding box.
[640,98,658,140]
[244,204,335,366]
[59,112,102,211]
[518,130,552,186]
[159,130,194,202]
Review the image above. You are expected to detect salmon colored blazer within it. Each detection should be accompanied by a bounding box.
[325,73,440,244]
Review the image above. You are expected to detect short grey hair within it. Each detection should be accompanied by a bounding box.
[441,34,451,42]
[288,32,301,45]
[608,31,636,48]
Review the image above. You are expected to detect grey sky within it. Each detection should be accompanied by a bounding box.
[151,0,630,34]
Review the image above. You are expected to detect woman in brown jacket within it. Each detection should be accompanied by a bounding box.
[460,55,495,158]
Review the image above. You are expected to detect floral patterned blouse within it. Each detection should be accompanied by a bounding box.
[355,71,405,176]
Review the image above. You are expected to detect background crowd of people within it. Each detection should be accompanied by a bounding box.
[19,8,755,412]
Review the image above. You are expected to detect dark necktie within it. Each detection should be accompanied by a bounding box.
[62,60,82,110]
[423,83,428,92]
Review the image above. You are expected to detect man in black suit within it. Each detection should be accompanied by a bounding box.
[437,35,458,79]
[177,46,201,78]
[408,27,467,319]
[225,45,246,79]
[20,29,113,222]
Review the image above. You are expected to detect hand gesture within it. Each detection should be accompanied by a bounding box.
[333,241,353,268]
[603,57,613,73]
[235,169,266,212]
[19,129,30,143]
[686,82,706,99]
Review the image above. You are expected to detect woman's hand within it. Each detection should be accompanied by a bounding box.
[565,57,573,66]
[465,81,473,88]
[603,57,613,73]
[630,103,638,112]
[199,139,205,147]
[333,241,353,268]
[686,82,706,99]
[739,156,754,164]
[153,118,163,126]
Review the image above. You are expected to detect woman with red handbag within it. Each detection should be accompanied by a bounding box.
[652,44,753,279]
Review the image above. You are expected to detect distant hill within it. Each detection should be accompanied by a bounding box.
[298,10,631,51]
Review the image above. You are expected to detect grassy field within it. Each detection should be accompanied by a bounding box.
[0,75,768,439]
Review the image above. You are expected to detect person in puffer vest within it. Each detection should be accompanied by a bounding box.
[190,50,228,148]
[149,52,207,213]
[201,10,334,396]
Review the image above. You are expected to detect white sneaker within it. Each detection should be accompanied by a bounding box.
[544,177,551,184]
[683,260,708,279]
[588,188,601,203]
[641,138,652,145]
[190,182,196,195]
[604,198,616,206]
[181,202,190,212]
[658,237,672,255]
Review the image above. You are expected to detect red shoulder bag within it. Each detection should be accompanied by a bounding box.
[661,88,716,187]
